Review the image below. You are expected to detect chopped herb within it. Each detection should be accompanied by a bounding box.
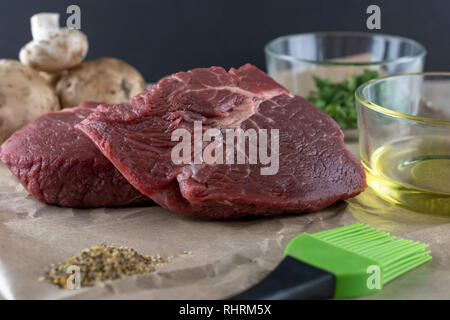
[306,69,379,129]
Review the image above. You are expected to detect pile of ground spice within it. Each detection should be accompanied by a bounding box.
[43,244,174,289]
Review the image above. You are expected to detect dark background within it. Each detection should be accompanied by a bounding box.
[0,0,448,82]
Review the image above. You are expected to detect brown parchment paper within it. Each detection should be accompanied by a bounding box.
[0,143,449,300]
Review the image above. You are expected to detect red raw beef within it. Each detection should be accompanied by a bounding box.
[76,65,365,218]
[0,101,151,207]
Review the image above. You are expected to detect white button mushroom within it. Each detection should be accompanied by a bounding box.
[0,59,59,142]
[19,13,88,73]
[56,57,147,108]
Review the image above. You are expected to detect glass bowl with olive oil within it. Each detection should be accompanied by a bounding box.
[356,73,450,216]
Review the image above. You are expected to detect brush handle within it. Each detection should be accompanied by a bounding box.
[229,257,335,300]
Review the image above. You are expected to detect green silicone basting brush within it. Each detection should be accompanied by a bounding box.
[231,223,431,299]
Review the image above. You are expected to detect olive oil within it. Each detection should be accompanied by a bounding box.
[362,136,450,216]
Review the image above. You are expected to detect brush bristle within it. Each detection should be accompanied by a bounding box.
[313,223,431,284]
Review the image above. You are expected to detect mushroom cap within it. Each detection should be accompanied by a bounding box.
[19,28,88,73]
[0,59,59,142]
[56,57,147,108]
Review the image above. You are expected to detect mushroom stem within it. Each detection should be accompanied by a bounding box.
[31,13,60,41]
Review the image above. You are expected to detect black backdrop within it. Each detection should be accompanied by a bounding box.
[0,0,448,82]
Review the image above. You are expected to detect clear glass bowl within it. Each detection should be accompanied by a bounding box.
[265,32,426,137]
[356,73,450,216]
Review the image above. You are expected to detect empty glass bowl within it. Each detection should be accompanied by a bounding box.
[356,73,450,216]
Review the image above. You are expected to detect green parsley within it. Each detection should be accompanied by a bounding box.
[306,69,379,129]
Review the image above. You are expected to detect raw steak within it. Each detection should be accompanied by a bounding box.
[0,101,150,207]
[76,64,365,218]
